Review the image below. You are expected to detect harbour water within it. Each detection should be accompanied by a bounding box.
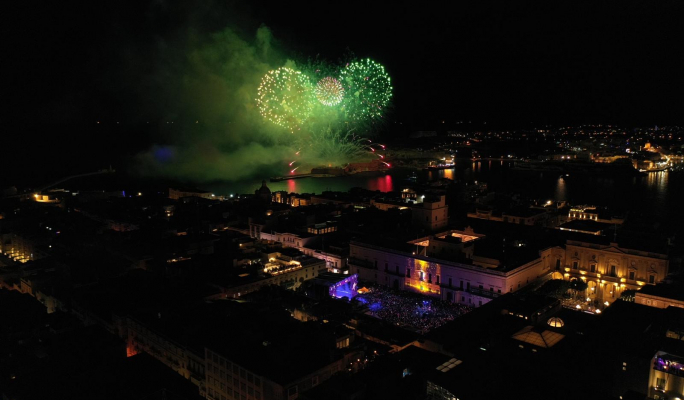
[208,159,683,232]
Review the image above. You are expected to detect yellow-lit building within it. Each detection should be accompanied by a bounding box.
[543,240,668,303]
[349,229,549,308]
[0,233,47,263]
[649,351,684,399]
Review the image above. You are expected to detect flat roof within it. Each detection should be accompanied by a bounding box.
[637,284,684,302]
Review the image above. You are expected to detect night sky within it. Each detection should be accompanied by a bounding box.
[4,0,684,185]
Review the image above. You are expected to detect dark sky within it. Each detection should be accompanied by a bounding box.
[3,0,684,185]
[6,0,684,127]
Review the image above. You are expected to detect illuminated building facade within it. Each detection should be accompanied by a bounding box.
[634,284,684,309]
[649,351,684,399]
[349,230,548,307]
[0,233,47,263]
[543,240,669,302]
[221,257,326,298]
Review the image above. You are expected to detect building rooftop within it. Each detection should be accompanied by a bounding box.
[637,283,684,302]
[503,206,548,218]
[204,302,345,386]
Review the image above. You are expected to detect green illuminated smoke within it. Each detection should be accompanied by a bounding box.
[295,126,368,166]
[135,19,393,182]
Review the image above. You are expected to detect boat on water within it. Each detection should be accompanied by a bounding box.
[424,164,455,171]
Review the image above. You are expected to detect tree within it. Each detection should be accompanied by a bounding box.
[536,279,571,299]
[569,279,588,299]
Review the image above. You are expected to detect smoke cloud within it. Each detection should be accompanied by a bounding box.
[131,15,303,182]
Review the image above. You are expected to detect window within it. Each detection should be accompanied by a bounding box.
[436,275,440,285]
[572,261,578,270]
[428,273,432,283]
[288,386,298,396]
[395,265,399,274]
[406,268,411,278]
[555,259,561,270]
[448,277,452,287]
[384,262,388,271]
[629,271,635,280]
[649,275,655,284]
[254,377,260,386]
[312,376,319,386]
[610,265,616,277]
[656,377,666,389]
[247,373,253,383]
[466,282,470,290]
[590,264,596,273]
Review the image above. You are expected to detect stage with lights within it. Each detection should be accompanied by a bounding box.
[310,272,359,300]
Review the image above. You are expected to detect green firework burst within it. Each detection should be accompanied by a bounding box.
[256,67,314,131]
[339,59,392,121]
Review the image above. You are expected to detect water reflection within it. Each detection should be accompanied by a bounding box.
[209,162,680,228]
[367,174,394,192]
[554,176,567,201]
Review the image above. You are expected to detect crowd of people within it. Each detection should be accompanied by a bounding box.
[355,286,471,333]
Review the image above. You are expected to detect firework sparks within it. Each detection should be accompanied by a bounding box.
[256,67,314,131]
[339,59,392,121]
[315,77,345,106]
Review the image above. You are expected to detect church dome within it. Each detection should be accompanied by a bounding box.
[547,317,564,328]
[256,180,272,202]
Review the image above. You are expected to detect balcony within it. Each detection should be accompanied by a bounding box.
[467,287,501,299]
[654,358,684,378]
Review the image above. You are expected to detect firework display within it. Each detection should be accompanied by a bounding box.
[315,77,345,106]
[255,57,393,171]
[339,59,392,121]
[256,67,314,131]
